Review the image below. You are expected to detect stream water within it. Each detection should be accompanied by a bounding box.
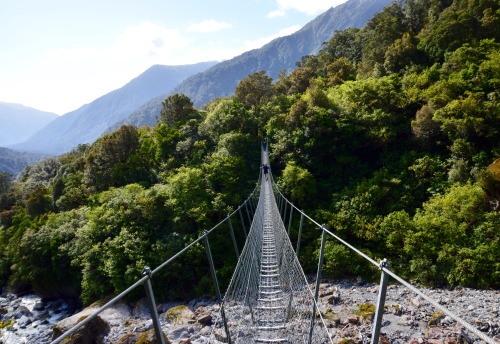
[0,292,80,344]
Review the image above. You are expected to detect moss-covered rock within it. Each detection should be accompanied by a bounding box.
[136,329,170,344]
[164,305,195,326]
[428,311,444,326]
[115,332,141,344]
[355,302,376,321]
[0,318,15,329]
[54,315,110,344]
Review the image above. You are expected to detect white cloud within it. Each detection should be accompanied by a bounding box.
[268,0,348,17]
[111,21,187,60]
[243,25,302,50]
[187,19,232,33]
[46,21,188,65]
[38,21,195,114]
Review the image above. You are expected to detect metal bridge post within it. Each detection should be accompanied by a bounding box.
[287,206,293,236]
[238,206,247,238]
[244,201,252,228]
[227,215,239,259]
[279,195,284,218]
[203,231,232,344]
[371,259,390,344]
[282,199,288,222]
[296,211,304,257]
[308,226,327,344]
[142,267,166,344]
[248,196,255,215]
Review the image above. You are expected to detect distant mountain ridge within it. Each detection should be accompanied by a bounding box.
[12,0,391,155]
[0,102,58,146]
[119,0,392,128]
[13,62,217,154]
[0,147,49,177]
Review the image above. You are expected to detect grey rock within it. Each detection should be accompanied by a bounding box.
[33,301,45,311]
[17,315,31,328]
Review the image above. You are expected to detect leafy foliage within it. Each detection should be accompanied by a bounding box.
[0,0,499,305]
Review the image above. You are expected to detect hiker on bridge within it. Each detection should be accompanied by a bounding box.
[262,163,269,181]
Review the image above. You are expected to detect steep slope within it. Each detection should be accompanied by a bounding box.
[13,62,217,154]
[120,0,391,128]
[0,102,58,146]
[0,147,50,177]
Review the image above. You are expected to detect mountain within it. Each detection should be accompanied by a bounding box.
[117,0,392,128]
[0,147,49,177]
[13,62,217,154]
[0,102,58,146]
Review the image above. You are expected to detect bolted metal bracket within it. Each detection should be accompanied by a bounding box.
[142,266,152,278]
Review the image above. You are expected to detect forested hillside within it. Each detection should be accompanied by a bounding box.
[0,0,499,304]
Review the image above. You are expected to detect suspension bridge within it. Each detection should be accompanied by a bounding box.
[52,143,497,344]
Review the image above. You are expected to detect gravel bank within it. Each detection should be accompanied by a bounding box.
[1,279,498,343]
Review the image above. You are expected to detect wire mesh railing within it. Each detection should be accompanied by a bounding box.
[50,139,497,344]
[218,144,333,343]
[50,182,261,344]
[271,173,498,344]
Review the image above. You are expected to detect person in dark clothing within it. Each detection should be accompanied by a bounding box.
[262,163,269,181]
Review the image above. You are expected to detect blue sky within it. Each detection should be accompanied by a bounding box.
[0,0,347,115]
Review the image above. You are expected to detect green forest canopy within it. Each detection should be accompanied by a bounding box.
[0,0,499,304]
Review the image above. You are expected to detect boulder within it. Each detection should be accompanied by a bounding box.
[52,315,110,344]
[6,305,32,319]
[17,315,31,328]
[115,332,141,344]
[53,300,131,335]
[136,328,170,344]
[196,313,212,326]
[164,305,195,326]
[33,301,45,311]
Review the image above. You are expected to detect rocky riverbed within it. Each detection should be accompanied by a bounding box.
[1,279,498,343]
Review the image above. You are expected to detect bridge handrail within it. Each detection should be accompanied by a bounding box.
[51,184,260,344]
[272,179,497,344]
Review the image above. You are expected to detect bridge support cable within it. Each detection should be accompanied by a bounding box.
[219,145,334,344]
[270,171,498,344]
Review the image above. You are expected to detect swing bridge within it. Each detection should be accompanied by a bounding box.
[52,144,497,344]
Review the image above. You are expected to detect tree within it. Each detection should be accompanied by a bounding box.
[320,28,363,65]
[326,57,356,86]
[358,2,408,76]
[234,71,274,109]
[384,32,421,73]
[164,167,210,233]
[405,183,498,287]
[26,186,51,217]
[418,4,476,61]
[160,94,197,126]
[84,125,143,191]
[0,171,12,195]
[411,103,442,145]
[199,99,255,141]
[278,161,316,207]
